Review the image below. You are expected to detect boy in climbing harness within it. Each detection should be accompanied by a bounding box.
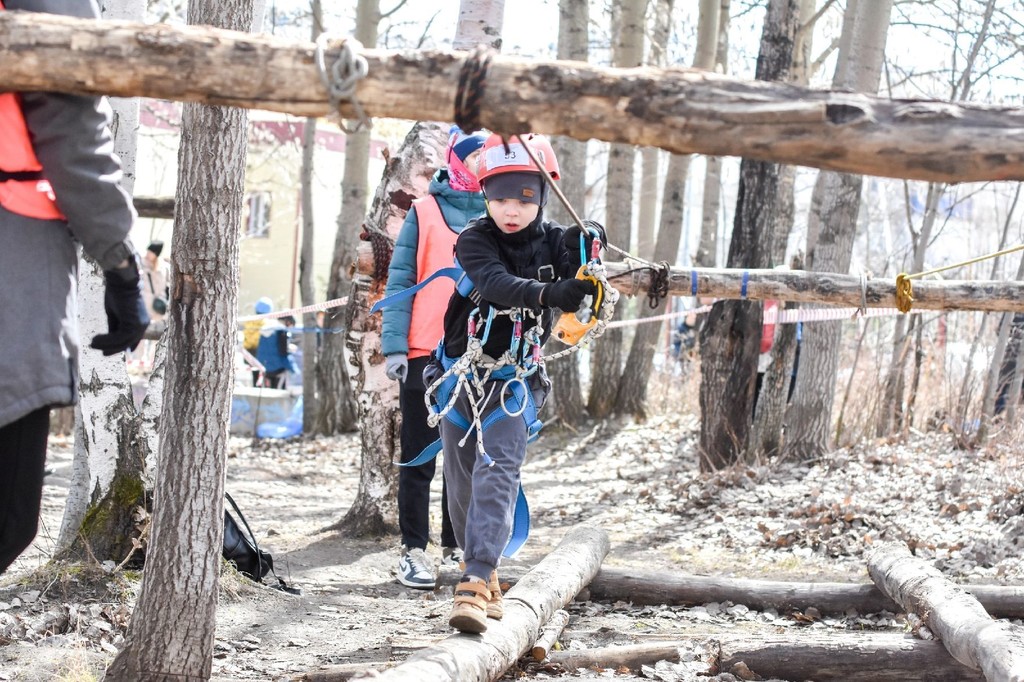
[426,133,607,633]
[382,126,488,589]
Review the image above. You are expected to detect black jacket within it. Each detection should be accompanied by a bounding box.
[442,214,577,360]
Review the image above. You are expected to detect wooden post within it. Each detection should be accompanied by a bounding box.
[867,542,1024,681]
[373,526,610,682]
[4,12,1024,182]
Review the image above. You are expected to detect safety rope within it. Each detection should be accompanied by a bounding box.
[314,34,372,133]
[454,46,494,134]
[895,243,1024,313]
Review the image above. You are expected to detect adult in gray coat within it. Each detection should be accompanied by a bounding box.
[0,0,149,574]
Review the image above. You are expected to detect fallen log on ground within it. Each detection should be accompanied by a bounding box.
[373,526,610,682]
[581,568,1024,618]
[546,632,982,680]
[712,631,985,681]
[548,642,682,671]
[4,12,1024,183]
[867,541,1024,682]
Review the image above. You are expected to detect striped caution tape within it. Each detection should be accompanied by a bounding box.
[604,303,923,330]
[237,295,349,323]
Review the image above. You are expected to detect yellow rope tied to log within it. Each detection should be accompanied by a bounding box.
[894,243,1024,313]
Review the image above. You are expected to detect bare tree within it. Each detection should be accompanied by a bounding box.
[784,0,894,460]
[106,0,253,678]
[588,0,646,420]
[698,0,798,471]
[315,0,379,435]
[544,0,591,429]
[299,0,323,433]
[454,0,505,50]
[694,0,729,269]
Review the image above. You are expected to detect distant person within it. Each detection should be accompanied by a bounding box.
[382,126,488,590]
[256,314,297,389]
[141,240,169,321]
[671,311,697,360]
[0,0,148,575]
[244,296,273,385]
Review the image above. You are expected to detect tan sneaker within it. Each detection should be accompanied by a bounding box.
[486,570,503,620]
[449,576,489,634]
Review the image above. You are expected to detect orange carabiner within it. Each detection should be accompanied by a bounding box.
[552,266,603,345]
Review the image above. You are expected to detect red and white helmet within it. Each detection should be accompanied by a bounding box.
[476,133,561,184]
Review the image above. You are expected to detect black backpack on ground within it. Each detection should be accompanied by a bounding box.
[223,492,300,594]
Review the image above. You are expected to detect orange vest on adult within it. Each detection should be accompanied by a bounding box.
[0,1,66,221]
[407,196,460,359]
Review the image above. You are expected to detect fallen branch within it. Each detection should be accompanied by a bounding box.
[531,609,570,661]
[548,642,681,671]
[867,541,1024,681]
[582,568,1024,618]
[3,12,1024,182]
[374,526,610,682]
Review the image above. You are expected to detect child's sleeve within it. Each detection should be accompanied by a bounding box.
[456,229,547,309]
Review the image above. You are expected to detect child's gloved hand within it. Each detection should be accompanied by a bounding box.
[563,220,608,268]
[543,279,597,311]
[385,353,409,382]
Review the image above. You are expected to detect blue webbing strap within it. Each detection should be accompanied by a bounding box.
[369,266,464,314]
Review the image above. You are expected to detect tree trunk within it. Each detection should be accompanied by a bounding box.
[694,0,728,269]
[453,0,505,51]
[587,0,645,420]
[543,0,590,429]
[328,122,448,537]
[105,2,253,679]
[867,542,1024,681]
[57,0,150,563]
[374,526,610,682]
[698,0,798,471]
[615,154,690,418]
[785,0,893,460]
[314,0,378,435]
[298,0,323,434]
[7,15,1024,183]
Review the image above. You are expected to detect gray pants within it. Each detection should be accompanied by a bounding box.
[435,367,549,579]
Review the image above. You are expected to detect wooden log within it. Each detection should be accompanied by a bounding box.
[712,631,985,681]
[584,568,1024,619]
[531,609,570,661]
[373,525,610,682]
[867,542,1024,682]
[548,641,681,671]
[133,195,175,219]
[3,12,1024,183]
[359,254,1024,314]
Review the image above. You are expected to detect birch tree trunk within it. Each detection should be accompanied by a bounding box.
[106,0,253,678]
[57,0,149,562]
[544,0,590,429]
[329,122,448,537]
[314,0,378,435]
[587,0,645,420]
[698,0,797,471]
[785,0,893,460]
[299,0,323,433]
[454,0,505,51]
[694,0,728,269]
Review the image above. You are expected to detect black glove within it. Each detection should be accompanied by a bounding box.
[563,220,608,269]
[543,278,598,311]
[90,258,151,356]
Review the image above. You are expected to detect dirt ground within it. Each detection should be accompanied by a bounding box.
[2,377,1023,681]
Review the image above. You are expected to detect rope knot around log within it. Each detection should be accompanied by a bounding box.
[454,45,494,134]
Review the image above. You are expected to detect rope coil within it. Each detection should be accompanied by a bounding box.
[314,35,372,133]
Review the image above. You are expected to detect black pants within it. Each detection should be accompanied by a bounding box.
[0,407,50,575]
[398,356,455,550]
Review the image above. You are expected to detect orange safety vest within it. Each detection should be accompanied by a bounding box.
[0,0,65,221]
[407,196,461,358]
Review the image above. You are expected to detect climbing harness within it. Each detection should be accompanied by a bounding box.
[314,34,371,133]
